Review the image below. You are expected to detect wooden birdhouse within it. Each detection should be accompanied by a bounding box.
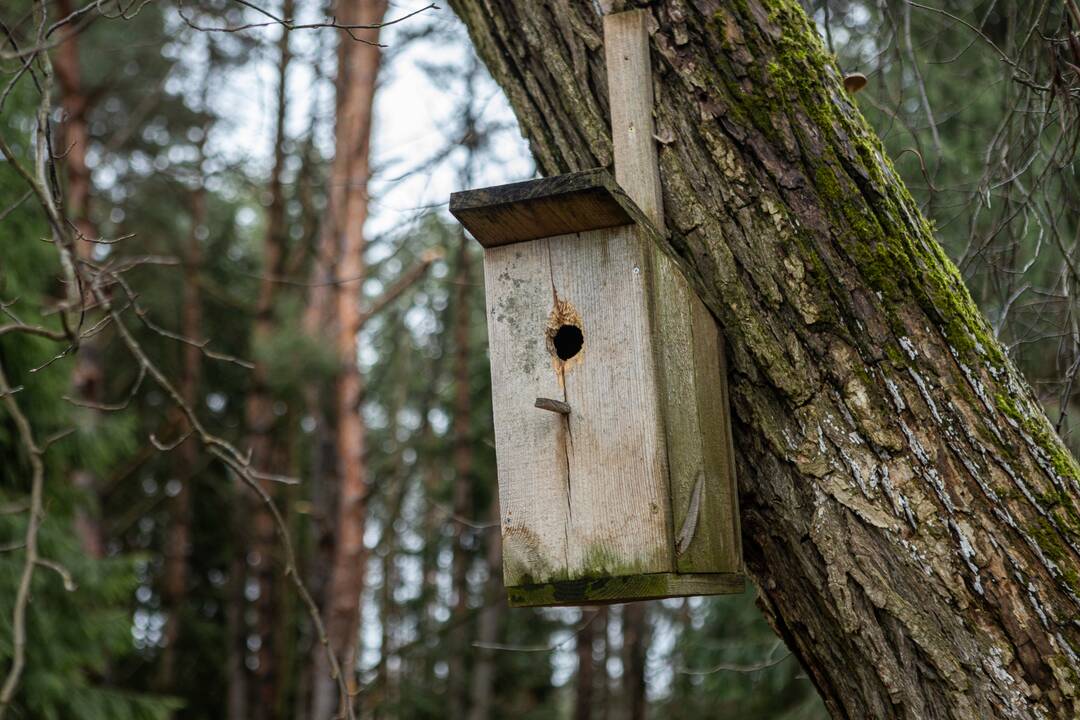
[449,10,743,607]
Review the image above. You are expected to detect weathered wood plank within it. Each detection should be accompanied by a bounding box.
[482,239,570,586]
[506,571,745,608]
[450,169,638,248]
[605,8,741,577]
[548,225,673,580]
[693,294,743,572]
[646,245,708,569]
[482,225,674,587]
[647,242,742,574]
[604,10,664,226]
[687,293,742,573]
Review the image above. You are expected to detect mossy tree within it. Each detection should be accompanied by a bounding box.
[448,0,1080,717]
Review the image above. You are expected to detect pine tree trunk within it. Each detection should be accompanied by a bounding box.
[620,604,647,720]
[54,0,104,560]
[466,496,503,720]
[374,540,394,717]
[227,548,248,720]
[310,3,387,717]
[449,1,1080,717]
[596,607,610,720]
[449,230,475,719]
[239,12,293,717]
[160,173,206,700]
[574,611,595,720]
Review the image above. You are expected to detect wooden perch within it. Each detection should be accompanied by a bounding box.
[534,397,571,415]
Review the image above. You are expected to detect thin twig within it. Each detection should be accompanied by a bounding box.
[0,358,46,719]
[175,1,437,44]
[678,640,791,675]
[472,611,598,652]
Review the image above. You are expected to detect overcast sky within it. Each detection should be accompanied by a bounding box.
[197,1,534,244]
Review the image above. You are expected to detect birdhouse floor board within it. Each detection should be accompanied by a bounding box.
[450,169,654,248]
[506,572,745,608]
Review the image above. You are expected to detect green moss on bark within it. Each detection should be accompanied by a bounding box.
[1029,518,1080,592]
[716,1,1009,376]
[997,393,1080,484]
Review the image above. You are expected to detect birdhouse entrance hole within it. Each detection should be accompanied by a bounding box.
[546,299,584,367]
[552,324,583,361]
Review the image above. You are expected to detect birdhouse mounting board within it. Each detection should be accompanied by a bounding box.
[448,9,743,607]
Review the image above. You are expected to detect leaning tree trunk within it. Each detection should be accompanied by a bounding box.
[448,1,1080,717]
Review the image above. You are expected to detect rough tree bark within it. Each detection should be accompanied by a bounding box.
[448,1,1080,718]
[310,2,387,717]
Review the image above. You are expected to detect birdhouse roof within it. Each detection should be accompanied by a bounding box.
[449,168,656,248]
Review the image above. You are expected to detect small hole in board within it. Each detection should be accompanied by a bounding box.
[552,324,584,361]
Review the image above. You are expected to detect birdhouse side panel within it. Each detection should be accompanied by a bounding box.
[546,225,674,580]
[482,239,572,587]
[689,292,743,572]
[647,248,710,570]
[648,246,742,574]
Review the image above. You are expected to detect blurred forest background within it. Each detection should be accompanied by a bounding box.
[0,0,1077,718]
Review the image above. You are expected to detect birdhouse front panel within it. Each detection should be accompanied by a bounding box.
[483,225,674,589]
[451,170,743,607]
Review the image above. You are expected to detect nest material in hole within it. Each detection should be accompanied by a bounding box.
[546,298,584,373]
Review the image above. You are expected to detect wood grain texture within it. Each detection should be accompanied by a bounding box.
[646,246,704,560]
[648,244,742,575]
[605,8,741,577]
[688,292,742,572]
[450,169,637,247]
[482,238,569,586]
[483,225,674,587]
[603,10,664,226]
[506,571,745,608]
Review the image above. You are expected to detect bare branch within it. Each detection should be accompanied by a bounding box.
[149,428,194,452]
[62,362,146,411]
[88,270,357,720]
[175,1,437,44]
[357,248,442,328]
[678,640,791,676]
[472,612,599,653]
[0,500,30,516]
[34,558,76,591]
